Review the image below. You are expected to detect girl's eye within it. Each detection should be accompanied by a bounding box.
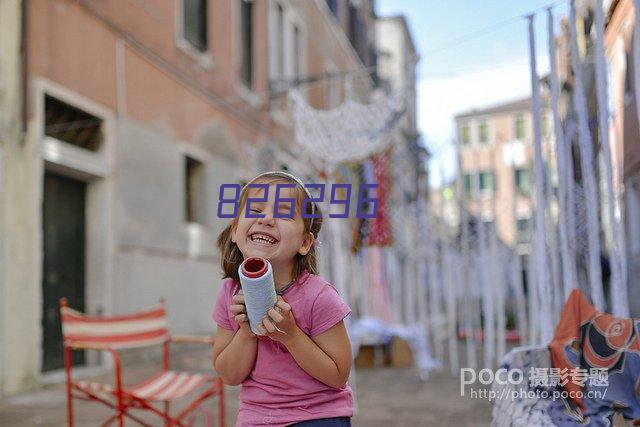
[250,208,261,213]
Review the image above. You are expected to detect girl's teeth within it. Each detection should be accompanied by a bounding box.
[252,235,276,244]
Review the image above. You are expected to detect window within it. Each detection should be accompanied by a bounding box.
[293,24,301,82]
[515,168,531,197]
[275,4,285,80]
[541,114,551,139]
[464,173,473,199]
[479,171,495,195]
[269,2,306,105]
[479,120,489,144]
[516,218,532,244]
[45,95,103,151]
[185,156,204,223]
[461,122,470,145]
[183,0,207,52]
[514,114,526,139]
[240,0,253,88]
[326,0,340,20]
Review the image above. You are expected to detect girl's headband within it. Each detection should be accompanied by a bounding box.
[239,171,318,232]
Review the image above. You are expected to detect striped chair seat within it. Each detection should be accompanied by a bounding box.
[77,371,214,401]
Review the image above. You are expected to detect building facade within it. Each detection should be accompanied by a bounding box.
[604,0,640,315]
[0,0,382,396]
[375,15,427,325]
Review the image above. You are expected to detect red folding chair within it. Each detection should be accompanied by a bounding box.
[59,298,225,427]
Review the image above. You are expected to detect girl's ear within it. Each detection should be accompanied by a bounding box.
[298,232,315,256]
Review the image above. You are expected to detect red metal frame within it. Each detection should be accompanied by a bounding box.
[60,298,225,427]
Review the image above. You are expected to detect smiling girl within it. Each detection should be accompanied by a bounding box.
[212,171,354,427]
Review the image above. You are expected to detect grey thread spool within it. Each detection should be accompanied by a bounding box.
[238,257,286,335]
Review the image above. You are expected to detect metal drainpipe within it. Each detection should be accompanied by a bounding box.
[21,0,28,139]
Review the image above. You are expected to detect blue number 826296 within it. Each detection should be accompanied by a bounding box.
[217,183,378,219]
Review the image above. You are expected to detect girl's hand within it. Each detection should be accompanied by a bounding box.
[257,296,300,344]
[230,289,256,339]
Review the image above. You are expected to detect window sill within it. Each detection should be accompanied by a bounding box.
[234,83,263,109]
[185,220,207,229]
[176,38,214,70]
[270,107,290,128]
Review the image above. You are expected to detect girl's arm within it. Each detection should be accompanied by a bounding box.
[212,326,257,385]
[284,320,352,389]
[212,290,258,386]
[259,299,352,389]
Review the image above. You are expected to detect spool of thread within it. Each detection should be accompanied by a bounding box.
[238,257,284,336]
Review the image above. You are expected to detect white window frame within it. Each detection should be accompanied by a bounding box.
[478,118,490,144]
[268,0,308,123]
[180,142,210,228]
[234,0,261,107]
[459,120,471,145]
[478,170,495,197]
[175,0,214,70]
[513,113,527,141]
[285,8,308,99]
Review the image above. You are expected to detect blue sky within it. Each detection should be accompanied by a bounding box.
[377,0,569,186]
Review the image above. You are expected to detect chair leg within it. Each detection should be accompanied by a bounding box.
[117,397,125,427]
[64,348,74,427]
[67,392,74,427]
[218,378,225,427]
[165,402,171,427]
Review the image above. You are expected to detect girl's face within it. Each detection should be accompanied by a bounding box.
[231,182,314,274]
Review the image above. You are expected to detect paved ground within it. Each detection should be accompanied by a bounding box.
[0,345,492,426]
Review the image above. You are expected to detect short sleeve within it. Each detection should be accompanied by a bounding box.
[212,278,240,332]
[309,283,352,338]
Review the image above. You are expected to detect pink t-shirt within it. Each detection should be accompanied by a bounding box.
[212,269,354,427]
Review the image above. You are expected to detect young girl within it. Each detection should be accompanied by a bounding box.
[212,171,354,427]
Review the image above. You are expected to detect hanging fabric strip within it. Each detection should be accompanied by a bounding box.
[569,0,605,311]
[473,169,495,366]
[547,7,578,303]
[595,0,630,316]
[457,148,477,370]
[634,0,640,146]
[367,149,393,246]
[528,14,554,343]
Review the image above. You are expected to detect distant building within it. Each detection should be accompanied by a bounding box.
[375,14,427,325]
[454,96,553,256]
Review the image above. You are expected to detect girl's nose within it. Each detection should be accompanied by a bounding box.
[257,209,275,225]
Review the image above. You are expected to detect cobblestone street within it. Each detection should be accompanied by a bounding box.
[0,346,491,426]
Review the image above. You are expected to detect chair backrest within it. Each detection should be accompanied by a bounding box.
[59,298,170,350]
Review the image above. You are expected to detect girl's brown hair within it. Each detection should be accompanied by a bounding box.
[216,174,323,283]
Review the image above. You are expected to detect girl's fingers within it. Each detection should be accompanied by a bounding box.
[256,323,267,336]
[275,299,291,313]
[262,317,276,333]
[234,314,248,323]
[229,304,246,315]
[267,308,284,323]
[232,294,245,304]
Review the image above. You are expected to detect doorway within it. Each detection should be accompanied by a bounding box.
[42,172,86,372]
